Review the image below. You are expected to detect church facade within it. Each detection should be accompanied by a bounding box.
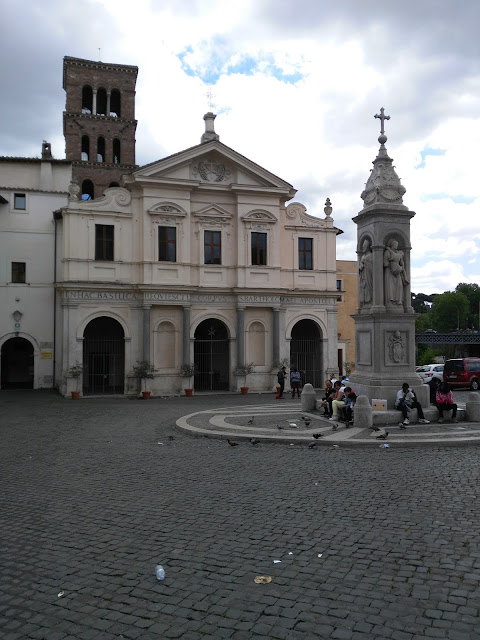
[59,113,341,396]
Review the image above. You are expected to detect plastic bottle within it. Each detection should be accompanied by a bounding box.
[155,564,165,580]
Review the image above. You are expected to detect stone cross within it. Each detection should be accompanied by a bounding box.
[374,107,390,136]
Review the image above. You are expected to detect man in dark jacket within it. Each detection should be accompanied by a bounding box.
[277,366,287,399]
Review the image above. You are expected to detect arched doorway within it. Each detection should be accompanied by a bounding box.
[194,319,230,391]
[83,317,125,395]
[1,337,34,389]
[290,320,323,388]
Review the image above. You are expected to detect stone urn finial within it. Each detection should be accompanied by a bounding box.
[324,198,333,218]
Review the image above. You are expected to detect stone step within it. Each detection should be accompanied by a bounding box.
[315,400,466,426]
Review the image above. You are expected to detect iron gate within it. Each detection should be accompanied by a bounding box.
[83,337,125,395]
[290,336,323,389]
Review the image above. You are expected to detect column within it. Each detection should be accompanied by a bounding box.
[106,91,111,116]
[183,306,191,364]
[92,89,97,116]
[237,308,245,365]
[272,308,280,364]
[143,306,151,361]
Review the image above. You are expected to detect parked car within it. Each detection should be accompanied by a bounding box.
[416,363,444,383]
[443,358,480,390]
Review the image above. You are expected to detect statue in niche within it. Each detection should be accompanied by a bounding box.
[388,330,406,363]
[383,239,408,305]
[358,238,373,305]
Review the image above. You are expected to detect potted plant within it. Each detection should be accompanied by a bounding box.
[180,363,196,396]
[132,360,157,399]
[234,363,254,394]
[66,361,83,399]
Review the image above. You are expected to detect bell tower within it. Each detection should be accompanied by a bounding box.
[63,56,138,200]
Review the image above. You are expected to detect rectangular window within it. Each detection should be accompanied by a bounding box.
[95,224,114,261]
[12,262,26,283]
[158,226,177,262]
[204,230,221,264]
[251,232,267,266]
[298,238,313,270]
[14,193,26,210]
[336,279,342,291]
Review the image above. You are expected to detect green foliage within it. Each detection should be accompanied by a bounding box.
[417,347,437,366]
[430,291,469,332]
[180,363,196,378]
[411,292,435,314]
[132,360,157,391]
[455,283,480,329]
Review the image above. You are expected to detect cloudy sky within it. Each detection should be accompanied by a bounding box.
[1,0,480,294]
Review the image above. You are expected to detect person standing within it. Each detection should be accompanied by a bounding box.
[276,366,287,399]
[395,383,430,427]
[436,382,458,423]
[290,367,301,399]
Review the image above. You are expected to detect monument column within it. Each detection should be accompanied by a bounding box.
[349,108,426,408]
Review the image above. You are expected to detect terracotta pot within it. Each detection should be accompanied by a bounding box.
[71,390,80,399]
[240,387,249,395]
[142,391,151,399]
[185,388,193,397]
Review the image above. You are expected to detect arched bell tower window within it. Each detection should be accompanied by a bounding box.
[82,85,93,114]
[81,135,90,161]
[97,137,105,163]
[110,89,121,117]
[113,139,121,164]
[97,88,107,116]
[81,179,94,201]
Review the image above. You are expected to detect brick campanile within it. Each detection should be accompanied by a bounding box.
[63,56,138,200]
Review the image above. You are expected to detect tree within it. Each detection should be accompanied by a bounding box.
[430,292,469,332]
[455,283,480,329]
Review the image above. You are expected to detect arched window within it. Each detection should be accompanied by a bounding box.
[81,179,94,201]
[81,135,90,161]
[97,88,107,116]
[113,139,121,164]
[97,137,105,163]
[81,85,93,114]
[110,89,121,117]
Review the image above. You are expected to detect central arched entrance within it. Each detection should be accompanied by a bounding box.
[290,319,323,388]
[194,319,230,391]
[1,337,34,389]
[83,317,125,395]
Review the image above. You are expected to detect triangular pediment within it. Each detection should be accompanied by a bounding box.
[192,203,232,221]
[130,140,296,196]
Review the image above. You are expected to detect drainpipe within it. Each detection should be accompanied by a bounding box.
[53,209,62,389]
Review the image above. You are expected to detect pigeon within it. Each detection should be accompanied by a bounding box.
[370,426,380,432]
[312,433,324,439]
[308,442,317,449]
[301,416,309,421]
[168,435,175,441]
[247,416,255,424]
[331,423,338,431]
[276,424,284,430]
[250,438,260,445]
[287,422,298,428]
[376,431,389,440]
[227,439,240,446]
[304,420,311,427]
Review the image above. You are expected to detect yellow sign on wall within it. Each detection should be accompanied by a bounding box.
[40,350,53,359]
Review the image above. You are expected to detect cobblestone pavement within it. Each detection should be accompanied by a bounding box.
[1,390,480,640]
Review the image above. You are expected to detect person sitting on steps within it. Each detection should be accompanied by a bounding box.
[436,381,458,423]
[394,383,430,427]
